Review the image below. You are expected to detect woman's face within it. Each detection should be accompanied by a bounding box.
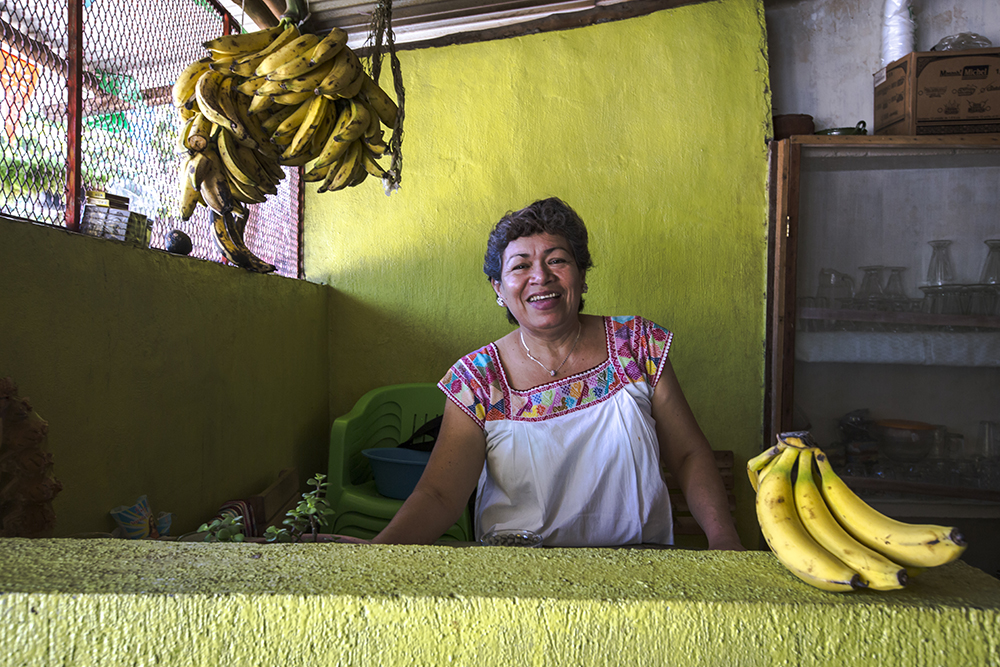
[493,233,585,333]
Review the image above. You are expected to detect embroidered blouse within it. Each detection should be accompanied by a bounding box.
[438,315,675,547]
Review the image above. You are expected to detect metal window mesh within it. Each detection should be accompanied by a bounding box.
[1,0,301,278]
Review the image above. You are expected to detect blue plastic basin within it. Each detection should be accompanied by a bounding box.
[361,448,431,500]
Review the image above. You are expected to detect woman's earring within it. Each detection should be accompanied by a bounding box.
[497,295,506,307]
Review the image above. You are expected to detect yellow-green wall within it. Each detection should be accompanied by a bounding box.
[0,219,331,536]
[305,0,771,544]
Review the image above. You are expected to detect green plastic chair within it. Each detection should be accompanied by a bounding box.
[327,383,473,542]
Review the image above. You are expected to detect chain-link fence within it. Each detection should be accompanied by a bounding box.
[1,0,301,278]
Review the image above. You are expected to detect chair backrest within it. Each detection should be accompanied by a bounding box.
[328,383,445,503]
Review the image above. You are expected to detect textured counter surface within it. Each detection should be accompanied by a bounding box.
[1,538,998,666]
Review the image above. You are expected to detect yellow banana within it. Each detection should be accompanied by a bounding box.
[795,449,907,591]
[307,121,353,172]
[255,79,287,97]
[317,140,362,193]
[284,95,330,159]
[310,28,348,67]
[177,115,196,154]
[814,451,967,568]
[230,24,301,78]
[186,150,214,191]
[172,56,213,108]
[340,98,370,143]
[757,446,862,593]
[275,59,336,93]
[228,174,268,205]
[231,91,277,160]
[747,442,784,493]
[203,24,286,57]
[360,72,398,128]
[237,74,269,97]
[314,46,362,97]
[361,145,387,178]
[303,158,332,182]
[256,151,286,185]
[178,157,201,220]
[248,93,276,116]
[272,90,314,106]
[271,97,315,141]
[256,33,321,78]
[217,127,263,186]
[185,112,213,152]
[195,70,254,149]
[261,103,301,134]
[210,210,275,273]
[340,71,365,99]
[208,55,243,75]
[198,147,234,215]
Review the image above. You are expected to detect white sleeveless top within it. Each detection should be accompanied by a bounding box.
[438,316,675,547]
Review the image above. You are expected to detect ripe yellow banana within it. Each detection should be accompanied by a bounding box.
[198,147,235,215]
[231,91,277,160]
[317,140,362,193]
[747,442,784,493]
[177,115,196,153]
[186,151,214,191]
[314,46,362,97]
[310,28,348,67]
[794,449,907,591]
[178,156,201,220]
[338,69,365,99]
[237,75,269,97]
[757,446,862,593]
[184,112,212,152]
[814,451,967,568]
[272,90,314,106]
[362,145,387,178]
[360,72,398,128]
[217,127,263,186]
[284,95,330,159]
[261,103,301,134]
[195,70,254,149]
[256,33,321,78]
[203,24,286,57]
[275,59,336,94]
[228,174,268,205]
[271,97,315,141]
[210,210,275,273]
[228,25,301,77]
[172,56,213,108]
[248,93,276,116]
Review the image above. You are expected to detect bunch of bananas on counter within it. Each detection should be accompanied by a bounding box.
[750,432,967,593]
[170,21,399,271]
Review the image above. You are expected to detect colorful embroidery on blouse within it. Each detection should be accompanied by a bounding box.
[438,316,672,428]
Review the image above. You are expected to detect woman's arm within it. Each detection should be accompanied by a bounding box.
[651,359,744,550]
[371,398,486,544]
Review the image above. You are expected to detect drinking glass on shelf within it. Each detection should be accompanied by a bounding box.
[925,240,955,286]
[979,239,1000,285]
[857,266,886,325]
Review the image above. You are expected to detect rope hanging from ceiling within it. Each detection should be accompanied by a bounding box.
[365,0,404,194]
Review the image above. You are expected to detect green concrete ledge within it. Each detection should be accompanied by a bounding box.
[1,539,998,666]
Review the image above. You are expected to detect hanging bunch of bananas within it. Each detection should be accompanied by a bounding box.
[170,19,399,272]
[749,432,967,593]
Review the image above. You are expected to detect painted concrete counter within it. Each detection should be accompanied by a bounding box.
[1,539,998,666]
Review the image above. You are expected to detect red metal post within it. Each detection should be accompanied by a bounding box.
[64,0,83,231]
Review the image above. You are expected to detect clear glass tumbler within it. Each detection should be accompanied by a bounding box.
[979,239,1000,285]
[926,240,955,286]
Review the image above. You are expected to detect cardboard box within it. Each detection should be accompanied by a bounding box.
[873,48,1000,135]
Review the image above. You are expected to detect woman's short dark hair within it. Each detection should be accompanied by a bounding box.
[483,197,593,324]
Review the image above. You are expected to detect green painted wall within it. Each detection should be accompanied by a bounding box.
[0,219,330,536]
[305,0,771,544]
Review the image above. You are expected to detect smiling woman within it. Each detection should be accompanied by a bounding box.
[370,198,743,550]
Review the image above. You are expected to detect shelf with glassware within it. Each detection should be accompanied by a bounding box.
[766,134,1000,447]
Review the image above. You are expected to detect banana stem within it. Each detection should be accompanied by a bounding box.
[281,0,308,26]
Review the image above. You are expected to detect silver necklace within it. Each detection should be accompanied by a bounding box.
[519,323,582,377]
